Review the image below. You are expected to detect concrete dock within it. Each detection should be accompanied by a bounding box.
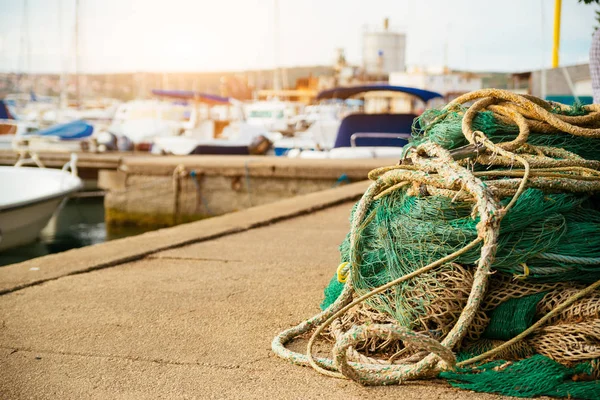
[101,155,397,227]
[0,149,396,227]
[0,182,515,399]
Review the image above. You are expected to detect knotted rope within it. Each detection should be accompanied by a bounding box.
[272,90,600,387]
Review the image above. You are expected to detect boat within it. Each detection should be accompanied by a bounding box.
[105,99,195,146]
[280,85,443,158]
[0,99,37,150]
[0,156,83,251]
[103,89,228,151]
[149,90,274,155]
[12,119,95,154]
[272,99,362,155]
[0,99,17,135]
[4,92,59,125]
[22,119,94,140]
[242,100,304,134]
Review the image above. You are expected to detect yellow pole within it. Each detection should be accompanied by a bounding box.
[552,0,562,68]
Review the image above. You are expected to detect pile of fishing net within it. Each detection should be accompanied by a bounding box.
[272,89,600,399]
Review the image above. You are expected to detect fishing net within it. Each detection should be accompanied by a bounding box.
[272,89,600,398]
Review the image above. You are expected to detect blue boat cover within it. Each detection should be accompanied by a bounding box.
[31,119,94,140]
[0,100,13,120]
[333,113,417,148]
[317,85,443,103]
[151,89,230,105]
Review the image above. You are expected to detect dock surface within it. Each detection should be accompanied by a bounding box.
[0,182,516,399]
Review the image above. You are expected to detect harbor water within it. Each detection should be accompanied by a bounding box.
[0,196,150,267]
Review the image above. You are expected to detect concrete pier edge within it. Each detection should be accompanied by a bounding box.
[0,180,370,295]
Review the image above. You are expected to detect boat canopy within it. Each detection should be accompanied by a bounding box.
[151,89,230,105]
[28,119,94,140]
[316,85,443,103]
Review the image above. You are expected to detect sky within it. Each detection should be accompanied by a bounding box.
[0,0,597,74]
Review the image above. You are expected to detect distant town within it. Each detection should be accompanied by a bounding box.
[1,17,593,105]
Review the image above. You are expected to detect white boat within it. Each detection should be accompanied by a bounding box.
[0,160,83,251]
[148,91,276,155]
[243,100,303,133]
[283,85,443,159]
[104,99,198,145]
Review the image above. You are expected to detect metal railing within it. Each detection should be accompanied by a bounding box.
[350,132,412,147]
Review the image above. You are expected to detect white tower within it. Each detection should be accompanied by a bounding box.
[362,18,406,77]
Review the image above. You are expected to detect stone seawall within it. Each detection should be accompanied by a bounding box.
[101,155,393,228]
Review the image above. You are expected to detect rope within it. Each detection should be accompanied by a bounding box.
[244,160,253,207]
[190,170,214,216]
[534,253,600,265]
[271,89,600,387]
[457,278,600,367]
[306,237,483,380]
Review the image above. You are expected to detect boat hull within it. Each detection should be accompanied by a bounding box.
[0,197,64,251]
[0,166,83,252]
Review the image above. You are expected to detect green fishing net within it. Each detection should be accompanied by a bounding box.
[408,106,600,161]
[322,188,600,311]
[441,355,599,399]
[319,103,600,398]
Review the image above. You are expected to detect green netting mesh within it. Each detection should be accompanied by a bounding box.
[441,355,599,399]
[316,102,600,398]
[322,188,600,311]
[407,107,600,161]
[483,292,548,341]
[320,274,344,310]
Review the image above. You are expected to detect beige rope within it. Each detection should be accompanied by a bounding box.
[272,89,600,386]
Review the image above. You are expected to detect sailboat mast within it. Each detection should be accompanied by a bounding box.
[18,0,30,101]
[58,0,68,109]
[273,0,281,91]
[74,0,80,107]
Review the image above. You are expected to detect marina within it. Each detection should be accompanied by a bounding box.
[1,0,600,399]
[0,149,394,229]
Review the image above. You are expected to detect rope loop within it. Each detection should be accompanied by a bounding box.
[272,89,600,387]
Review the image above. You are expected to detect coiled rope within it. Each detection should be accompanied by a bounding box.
[272,89,600,386]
